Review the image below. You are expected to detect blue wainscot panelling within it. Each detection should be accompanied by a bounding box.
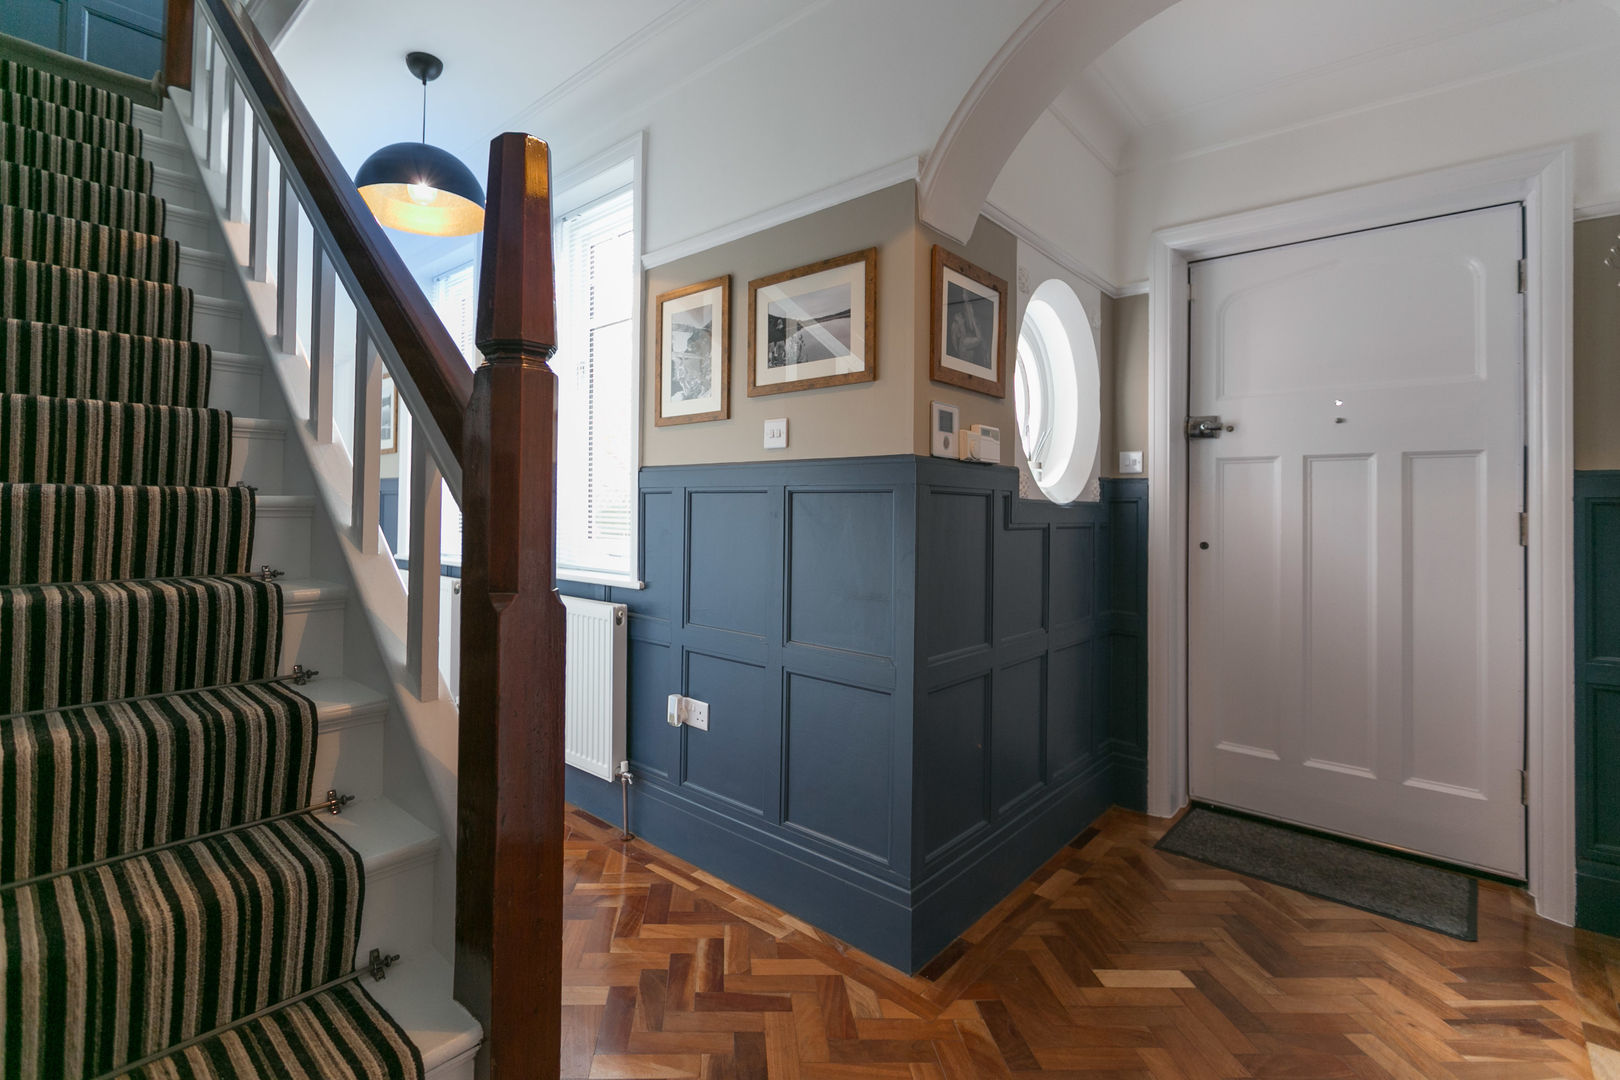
[561,455,1147,972]
[1576,471,1620,935]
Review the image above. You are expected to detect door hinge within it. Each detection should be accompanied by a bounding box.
[1517,258,1527,294]
[1519,512,1529,547]
[1521,768,1530,806]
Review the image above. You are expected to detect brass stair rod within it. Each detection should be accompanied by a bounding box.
[0,790,355,894]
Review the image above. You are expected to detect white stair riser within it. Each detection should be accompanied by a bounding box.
[177,251,232,297]
[312,714,386,803]
[279,596,345,677]
[250,504,312,578]
[229,424,284,490]
[141,137,192,174]
[207,355,262,415]
[132,105,164,138]
[150,170,210,214]
[353,854,436,962]
[193,299,244,352]
[164,208,214,251]
[426,1047,476,1080]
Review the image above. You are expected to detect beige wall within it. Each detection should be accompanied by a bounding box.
[641,183,919,466]
[1109,292,1149,480]
[1104,227,1620,477]
[1576,216,1620,472]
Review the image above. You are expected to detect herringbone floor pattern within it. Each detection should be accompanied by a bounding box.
[562,805,1620,1078]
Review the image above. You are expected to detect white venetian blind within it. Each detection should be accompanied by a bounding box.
[431,261,478,364]
[555,186,636,580]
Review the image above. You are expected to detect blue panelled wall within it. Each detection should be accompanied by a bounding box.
[561,454,1147,972]
[1576,471,1620,934]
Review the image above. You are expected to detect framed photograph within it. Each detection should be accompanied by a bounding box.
[379,373,398,454]
[748,247,876,396]
[930,245,1007,398]
[656,275,730,426]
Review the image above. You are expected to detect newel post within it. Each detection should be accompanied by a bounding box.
[455,132,565,1080]
[163,0,195,91]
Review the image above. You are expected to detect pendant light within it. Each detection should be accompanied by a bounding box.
[356,52,485,237]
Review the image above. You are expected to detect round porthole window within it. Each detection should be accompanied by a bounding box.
[1014,279,1100,504]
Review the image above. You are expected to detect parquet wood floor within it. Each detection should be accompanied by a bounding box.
[562,805,1620,1079]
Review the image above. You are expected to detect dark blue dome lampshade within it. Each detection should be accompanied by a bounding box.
[357,52,485,237]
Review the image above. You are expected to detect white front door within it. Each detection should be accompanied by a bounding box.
[1187,204,1527,877]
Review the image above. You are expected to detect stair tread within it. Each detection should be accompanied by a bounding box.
[364,948,482,1073]
[324,796,437,876]
[276,575,349,603]
[303,674,388,728]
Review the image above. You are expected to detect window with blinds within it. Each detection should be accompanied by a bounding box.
[555,185,637,581]
[431,261,478,364]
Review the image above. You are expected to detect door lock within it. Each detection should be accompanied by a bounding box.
[1185,415,1231,438]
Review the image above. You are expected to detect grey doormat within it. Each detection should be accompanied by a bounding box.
[1156,805,1478,940]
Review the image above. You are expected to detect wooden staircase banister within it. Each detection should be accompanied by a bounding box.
[177,0,474,482]
[457,131,567,1080]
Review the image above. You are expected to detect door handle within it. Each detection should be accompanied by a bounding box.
[1185,415,1232,438]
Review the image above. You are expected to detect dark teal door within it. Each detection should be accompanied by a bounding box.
[1,0,165,81]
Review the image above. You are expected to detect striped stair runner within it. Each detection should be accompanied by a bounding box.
[0,54,421,1080]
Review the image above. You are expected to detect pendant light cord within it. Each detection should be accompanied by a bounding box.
[420,77,427,143]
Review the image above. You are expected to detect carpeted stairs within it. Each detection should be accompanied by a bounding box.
[0,56,423,1079]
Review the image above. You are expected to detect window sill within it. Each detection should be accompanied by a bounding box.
[557,569,646,591]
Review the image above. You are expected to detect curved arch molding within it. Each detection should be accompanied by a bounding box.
[918,0,1175,243]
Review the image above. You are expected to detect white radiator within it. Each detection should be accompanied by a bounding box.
[561,595,629,781]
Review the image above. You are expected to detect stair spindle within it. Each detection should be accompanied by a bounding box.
[226,80,248,224]
[407,436,442,702]
[206,38,227,171]
[353,326,381,555]
[248,125,272,282]
[309,248,336,442]
[276,176,299,355]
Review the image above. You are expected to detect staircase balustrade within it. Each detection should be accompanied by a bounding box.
[164,5,565,1076]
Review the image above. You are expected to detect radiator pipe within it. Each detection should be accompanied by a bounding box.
[616,761,634,842]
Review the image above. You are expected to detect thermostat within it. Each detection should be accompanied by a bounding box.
[930,402,959,459]
[959,424,1001,464]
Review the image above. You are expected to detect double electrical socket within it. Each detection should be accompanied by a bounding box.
[666,693,710,731]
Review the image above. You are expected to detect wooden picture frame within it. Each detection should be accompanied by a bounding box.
[930,245,1008,398]
[379,373,399,454]
[747,247,877,396]
[656,275,730,426]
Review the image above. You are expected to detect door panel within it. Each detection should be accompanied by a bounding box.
[1188,204,1526,876]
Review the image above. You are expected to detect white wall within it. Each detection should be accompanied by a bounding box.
[988,110,1120,296]
[276,0,1043,270]
[1113,42,1620,287]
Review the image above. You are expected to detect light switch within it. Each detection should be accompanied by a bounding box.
[1119,450,1143,474]
[764,418,788,449]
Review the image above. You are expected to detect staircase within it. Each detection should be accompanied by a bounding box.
[0,40,482,1080]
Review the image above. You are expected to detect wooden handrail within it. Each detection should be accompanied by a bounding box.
[183,0,473,474]
[457,132,566,1079]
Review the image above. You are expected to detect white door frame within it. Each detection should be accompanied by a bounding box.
[1145,146,1576,922]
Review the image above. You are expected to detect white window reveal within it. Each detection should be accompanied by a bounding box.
[555,185,638,584]
[1014,278,1100,505]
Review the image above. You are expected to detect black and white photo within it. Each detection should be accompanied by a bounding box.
[930,245,1008,398]
[748,248,877,396]
[656,276,730,425]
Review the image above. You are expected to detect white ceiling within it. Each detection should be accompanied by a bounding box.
[1052,0,1620,170]
[274,0,691,179]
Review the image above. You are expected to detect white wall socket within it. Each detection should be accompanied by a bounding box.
[763,418,788,449]
[665,693,710,731]
[1119,450,1144,474]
